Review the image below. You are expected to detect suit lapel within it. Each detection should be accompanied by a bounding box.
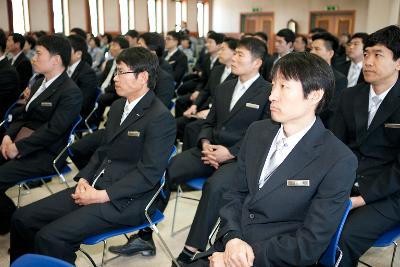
[71,61,84,81]
[353,84,370,144]
[251,119,324,204]
[367,79,400,133]
[108,90,155,141]
[224,77,263,124]
[26,72,68,111]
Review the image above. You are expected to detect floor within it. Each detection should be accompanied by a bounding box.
[0,164,398,267]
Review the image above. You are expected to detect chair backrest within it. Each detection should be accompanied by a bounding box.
[11,253,74,267]
[1,100,19,129]
[319,199,352,267]
[68,115,82,145]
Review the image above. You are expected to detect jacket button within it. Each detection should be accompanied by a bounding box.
[249,213,255,219]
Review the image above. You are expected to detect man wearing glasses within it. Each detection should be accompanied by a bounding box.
[9,47,176,265]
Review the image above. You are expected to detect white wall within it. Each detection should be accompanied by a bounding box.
[0,0,9,32]
[29,0,50,32]
[366,0,400,33]
[212,0,369,34]
[103,0,120,32]
[187,0,198,34]
[69,0,87,31]
[134,0,148,32]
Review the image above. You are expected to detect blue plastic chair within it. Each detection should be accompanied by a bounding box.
[14,116,82,207]
[0,100,19,129]
[11,253,74,267]
[79,146,179,267]
[359,225,400,267]
[171,177,207,236]
[319,199,352,267]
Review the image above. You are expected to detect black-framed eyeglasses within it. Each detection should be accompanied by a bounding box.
[114,70,136,77]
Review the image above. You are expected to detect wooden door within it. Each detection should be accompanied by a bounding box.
[310,11,355,36]
[241,12,274,54]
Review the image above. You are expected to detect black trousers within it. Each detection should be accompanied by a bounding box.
[0,152,56,234]
[10,188,130,264]
[339,199,400,267]
[183,120,207,151]
[175,94,193,119]
[69,129,105,170]
[167,147,237,250]
[93,92,120,127]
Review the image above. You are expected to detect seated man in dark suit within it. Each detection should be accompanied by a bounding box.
[310,32,348,128]
[66,35,98,120]
[0,35,83,234]
[332,25,400,267]
[164,31,188,87]
[335,32,369,87]
[0,29,19,132]
[6,33,33,93]
[93,36,129,127]
[177,37,238,150]
[9,47,176,264]
[190,52,357,267]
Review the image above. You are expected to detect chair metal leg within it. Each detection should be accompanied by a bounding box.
[151,224,181,267]
[17,184,22,208]
[79,247,97,267]
[101,240,107,267]
[391,241,397,267]
[208,218,220,247]
[171,185,182,236]
[334,248,343,267]
[41,179,53,194]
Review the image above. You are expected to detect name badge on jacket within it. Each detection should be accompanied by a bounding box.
[127,131,140,137]
[169,60,176,65]
[41,102,53,107]
[287,180,310,187]
[246,103,259,109]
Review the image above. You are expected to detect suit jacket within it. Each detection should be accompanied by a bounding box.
[75,90,176,224]
[0,58,19,120]
[163,49,188,85]
[331,79,400,219]
[261,54,278,82]
[101,59,116,95]
[154,68,175,107]
[195,54,221,90]
[217,118,357,266]
[70,60,98,118]
[6,72,83,158]
[159,58,173,76]
[320,67,348,127]
[194,64,236,110]
[196,76,271,156]
[12,52,33,93]
[335,60,365,85]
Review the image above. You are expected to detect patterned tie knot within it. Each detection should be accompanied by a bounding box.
[275,137,287,151]
[372,95,381,107]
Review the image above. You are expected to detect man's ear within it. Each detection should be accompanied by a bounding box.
[308,89,324,104]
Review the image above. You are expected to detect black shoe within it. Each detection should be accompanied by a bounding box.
[171,248,195,266]
[108,234,156,256]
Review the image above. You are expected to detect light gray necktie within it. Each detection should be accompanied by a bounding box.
[120,104,130,125]
[259,138,287,188]
[367,96,382,128]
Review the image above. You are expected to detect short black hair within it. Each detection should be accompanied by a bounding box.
[276,28,295,44]
[350,32,369,46]
[112,36,129,49]
[25,36,36,49]
[67,34,88,53]
[312,32,339,51]
[207,32,225,44]
[125,29,139,39]
[33,30,47,39]
[139,32,165,58]
[116,47,159,90]
[167,31,181,44]
[10,33,26,50]
[238,37,267,64]
[0,29,6,53]
[90,36,101,47]
[271,52,334,114]
[365,25,400,61]
[254,32,268,42]
[102,33,113,44]
[296,35,307,46]
[37,35,71,67]
[223,37,239,51]
[70,27,86,39]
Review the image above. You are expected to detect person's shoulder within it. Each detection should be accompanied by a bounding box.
[247,119,279,134]
[342,82,369,97]
[321,128,357,161]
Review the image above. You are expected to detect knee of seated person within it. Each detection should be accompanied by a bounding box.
[35,227,54,249]
[11,208,28,229]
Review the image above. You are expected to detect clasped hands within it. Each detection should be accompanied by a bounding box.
[71,178,110,205]
[1,135,19,160]
[201,140,234,169]
[209,238,255,267]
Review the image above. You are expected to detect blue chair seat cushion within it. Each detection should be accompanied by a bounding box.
[11,253,74,267]
[16,165,71,186]
[186,177,207,190]
[373,225,400,247]
[82,209,164,245]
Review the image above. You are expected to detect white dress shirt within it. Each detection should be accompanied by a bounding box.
[25,73,62,111]
[11,51,23,65]
[120,95,145,125]
[367,84,393,128]
[220,66,231,84]
[347,61,363,87]
[100,60,116,92]
[259,117,316,188]
[229,73,260,111]
[165,48,178,61]
[67,60,81,77]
